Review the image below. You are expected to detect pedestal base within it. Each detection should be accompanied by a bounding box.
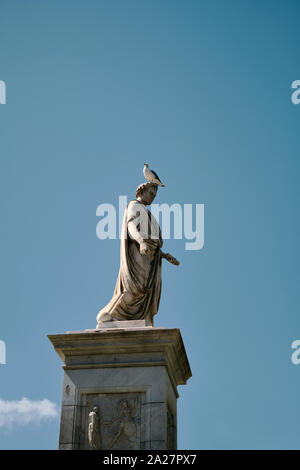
[48,327,191,450]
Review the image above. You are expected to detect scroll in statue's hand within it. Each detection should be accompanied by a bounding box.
[162,252,180,266]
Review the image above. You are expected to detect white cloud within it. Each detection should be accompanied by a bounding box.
[0,397,58,428]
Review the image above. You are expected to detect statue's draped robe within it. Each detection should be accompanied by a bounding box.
[97,200,163,326]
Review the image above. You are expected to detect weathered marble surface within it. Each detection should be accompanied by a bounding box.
[48,328,191,450]
[94,319,153,330]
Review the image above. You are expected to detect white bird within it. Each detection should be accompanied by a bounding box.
[143,163,165,187]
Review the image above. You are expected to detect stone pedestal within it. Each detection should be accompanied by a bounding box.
[48,323,191,450]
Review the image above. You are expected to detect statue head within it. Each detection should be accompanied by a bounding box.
[136,182,158,206]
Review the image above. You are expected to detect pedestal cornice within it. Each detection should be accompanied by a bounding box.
[48,328,191,389]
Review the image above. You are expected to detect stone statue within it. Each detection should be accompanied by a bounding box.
[97,182,179,327]
[87,406,102,449]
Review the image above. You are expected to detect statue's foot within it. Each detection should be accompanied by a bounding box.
[96,312,112,325]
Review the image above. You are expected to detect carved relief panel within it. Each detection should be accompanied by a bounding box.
[80,392,142,450]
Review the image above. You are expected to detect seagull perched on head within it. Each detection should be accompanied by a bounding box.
[143,163,165,187]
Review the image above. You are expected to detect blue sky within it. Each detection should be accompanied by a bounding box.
[0,0,300,449]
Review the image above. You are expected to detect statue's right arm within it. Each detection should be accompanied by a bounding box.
[127,201,149,255]
[128,221,149,255]
[127,220,143,245]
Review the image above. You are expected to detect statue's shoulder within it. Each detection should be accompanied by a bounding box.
[128,199,141,207]
[127,199,143,212]
[127,200,145,222]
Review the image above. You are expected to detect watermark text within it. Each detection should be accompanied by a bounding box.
[0,80,6,104]
[291,340,300,365]
[96,196,204,251]
[0,340,6,365]
[291,80,300,105]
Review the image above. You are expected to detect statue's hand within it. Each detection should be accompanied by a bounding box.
[140,241,150,255]
[164,253,180,266]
